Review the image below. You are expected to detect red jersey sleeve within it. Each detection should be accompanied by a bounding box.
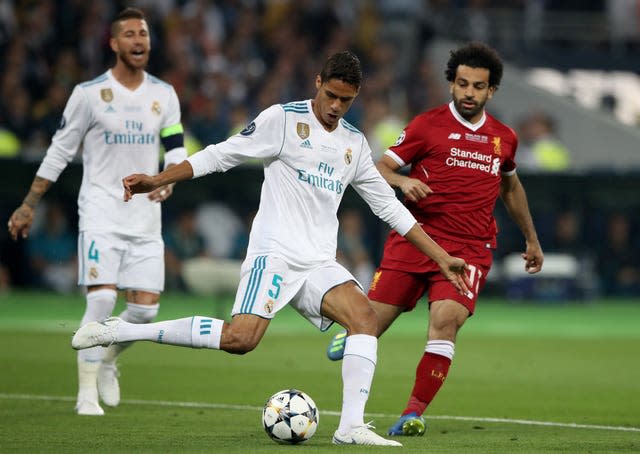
[500,126,518,174]
[387,114,430,166]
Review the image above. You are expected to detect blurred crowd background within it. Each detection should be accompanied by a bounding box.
[0,0,639,299]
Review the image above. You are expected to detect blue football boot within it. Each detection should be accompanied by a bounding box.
[326,330,347,361]
[387,412,426,436]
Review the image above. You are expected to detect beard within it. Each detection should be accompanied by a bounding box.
[453,96,486,121]
[118,51,149,71]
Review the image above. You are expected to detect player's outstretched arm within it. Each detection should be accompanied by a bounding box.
[403,223,472,295]
[123,160,194,202]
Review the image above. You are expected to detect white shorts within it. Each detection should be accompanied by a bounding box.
[231,255,359,331]
[78,231,164,292]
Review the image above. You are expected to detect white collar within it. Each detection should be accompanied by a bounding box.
[448,101,486,131]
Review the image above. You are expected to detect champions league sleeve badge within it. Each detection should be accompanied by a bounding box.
[393,130,406,147]
[240,121,256,136]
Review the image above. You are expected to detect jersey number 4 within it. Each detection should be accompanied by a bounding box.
[88,240,100,263]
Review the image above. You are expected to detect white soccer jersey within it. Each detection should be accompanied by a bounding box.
[36,70,186,238]
[188,99,416,268]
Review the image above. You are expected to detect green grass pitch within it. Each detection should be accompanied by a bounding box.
[0,291,638,453]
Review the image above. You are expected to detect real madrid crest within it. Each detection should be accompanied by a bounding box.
[264,299,275,314]
[89,267,99,279]
[297,122,310,140]
[344,148,352,165]
[100,89,113,102]
[151,101,161,115]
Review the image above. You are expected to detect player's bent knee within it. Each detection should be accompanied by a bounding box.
[125,289,161,306]
[351,314,378,335]
[221,327,261,355]
[323,283,379,335]
[340,300,379,336]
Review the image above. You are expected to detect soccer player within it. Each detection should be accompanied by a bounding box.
[326,42,544,436]
[72,51,470,446]
[7,8,186,415]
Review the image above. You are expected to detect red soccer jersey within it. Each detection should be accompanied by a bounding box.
[380,102,518,271]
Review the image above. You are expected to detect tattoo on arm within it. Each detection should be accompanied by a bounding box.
[23,177,52,209]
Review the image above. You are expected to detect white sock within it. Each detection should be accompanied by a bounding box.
[120,302,160,324]
[425,340,455,360]
[116,316,224,349]
[103,302,160,363]
[78,289,117,363]
[77,357,100,402]
[337,334,377,434]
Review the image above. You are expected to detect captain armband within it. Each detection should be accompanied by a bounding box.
[161,123,187,169]
[160,123,185,152]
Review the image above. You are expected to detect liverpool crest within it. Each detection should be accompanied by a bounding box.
[492,136,502,155]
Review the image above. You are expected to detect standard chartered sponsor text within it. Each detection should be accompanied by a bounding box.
[450,147,492,162]
[446,147,500,174]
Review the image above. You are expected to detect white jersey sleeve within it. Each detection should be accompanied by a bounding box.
[351,136,417,236]
[161,85,187,168]
[36,86,91,182]
[187,105,284,177]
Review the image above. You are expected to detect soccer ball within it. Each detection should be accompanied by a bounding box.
[262,389,319,444]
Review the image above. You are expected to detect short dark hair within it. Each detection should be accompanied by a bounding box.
[445,42,503,88]
[319,51,363,89]
[111,7,146,37]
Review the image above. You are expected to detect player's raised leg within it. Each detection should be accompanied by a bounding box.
[73,312,271,353]
[73,315,223,349]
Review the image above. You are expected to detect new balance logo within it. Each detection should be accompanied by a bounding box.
[300,139,313,149]
[448,133,461,140]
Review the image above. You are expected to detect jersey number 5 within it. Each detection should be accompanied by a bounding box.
[268,274,283,299]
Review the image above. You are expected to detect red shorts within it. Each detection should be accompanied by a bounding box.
[368,237,493,314]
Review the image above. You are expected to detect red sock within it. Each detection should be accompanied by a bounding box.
[402,352,451,416]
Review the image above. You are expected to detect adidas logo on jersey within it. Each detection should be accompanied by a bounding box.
[104,105,116,113]
[448,133,461,140]
[300,139,313,149]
